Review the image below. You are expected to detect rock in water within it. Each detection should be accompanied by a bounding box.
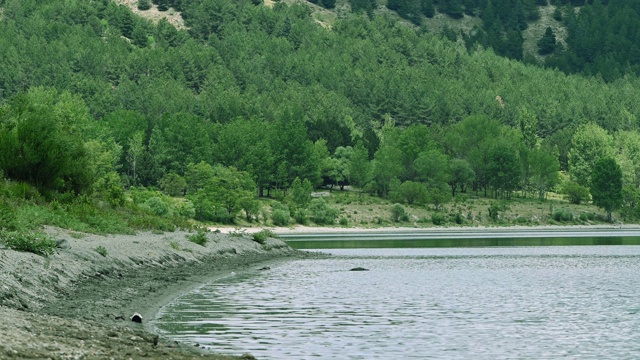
[131,313,143,323]
[350,267,369,271]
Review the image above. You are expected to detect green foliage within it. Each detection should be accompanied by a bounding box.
[488,202,510,221]
[271,203,291,226]
[621,185,640,220]
[293,208,309,225]
[431,212,446,225]
[427,183,452,210]
[563,181,590,204]
[339,216,349,226]
[0,89,92,194]
[590,157,623,222]
[94,245,108,257]
[537,27,556,55]
[309,198,338,225]
[2,0,640,231]
[174,200,196,219]
[553,209,574,222]
[452,212,465,225]
[569,123,614,187]
[0,200,17,231]
[289,177,313,209]
[186,162,256,224]
[137,0,152,10]
[159,173,187,197]
[390,203,409,222]
[93,172,126,207]
[187,230,208,246]
[252,229,276,244]
[143,197,170,217]
[401,181,427,205]
[1,231,58,256]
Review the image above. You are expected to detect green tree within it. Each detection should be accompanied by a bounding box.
[127,132,145,187]
[371,144,403,197]
[137,0,152,10]
[590,157,623,222]
[414,149,450,186]
[569,123,615,187]
[528,147,560,200]
[537,26,557,55]
[400,180,427,204]
[448,159,475,196]
[348,141,371,191]
[159,172,187,196]
[186,163,256,223]
[289,177,313,209]
[0,90,92,194]
[563,181,590,204]
[485,139,521,199]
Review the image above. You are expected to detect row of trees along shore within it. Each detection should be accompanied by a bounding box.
[0,0,639,224]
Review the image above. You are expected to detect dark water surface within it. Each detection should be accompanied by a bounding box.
[154,241,640,359]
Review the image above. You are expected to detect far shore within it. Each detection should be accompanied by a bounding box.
[211,223,640,236]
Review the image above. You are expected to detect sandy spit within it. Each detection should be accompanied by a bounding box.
[0,227,303,359]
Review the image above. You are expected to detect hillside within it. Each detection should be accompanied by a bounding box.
[1,0,640,234]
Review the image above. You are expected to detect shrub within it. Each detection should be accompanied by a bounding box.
[252,229,276,244]
[452,212,464,224]
[488,202,510,221]
[187,230,208,246]
[293,208,308,225]
[553,209,574,222]
[174,200,196,219]
[309,198,338,225]
[94,245,108,257]
[271,202,290,226]
[137,0,152,10]
[0,200,17,231]
[431,212,446,225]
[339,216,349,226]
[390,204,408,222]
[143,197,170,217]
[1,231,58,256]
[564,182,590,204]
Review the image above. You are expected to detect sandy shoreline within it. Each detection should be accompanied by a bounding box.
[3,224,640,359]
[212,223,640,235]
[0,228,303,359]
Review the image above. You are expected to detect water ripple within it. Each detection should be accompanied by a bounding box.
[154,246,640,359]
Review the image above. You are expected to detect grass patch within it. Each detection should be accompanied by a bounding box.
[94,245,108,257]
[252,229,276,244]
[186,230,208,246]
[1,230,58,256]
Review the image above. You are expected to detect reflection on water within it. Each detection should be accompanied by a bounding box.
[154,244,640,359]
[287,236,640,249]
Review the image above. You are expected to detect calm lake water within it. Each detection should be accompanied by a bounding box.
[154,240,640,359]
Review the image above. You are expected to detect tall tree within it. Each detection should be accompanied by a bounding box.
[537,26,557,55]
[569,123,615,187]
[590,157,623,222]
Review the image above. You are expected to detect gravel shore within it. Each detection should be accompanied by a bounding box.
[0,227,301,359]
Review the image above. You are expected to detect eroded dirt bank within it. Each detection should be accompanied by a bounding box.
[0,228,302,359]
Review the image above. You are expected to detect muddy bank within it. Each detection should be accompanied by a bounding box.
[0,228,305,359]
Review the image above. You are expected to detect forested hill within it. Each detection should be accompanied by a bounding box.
[1,0,640,222]
[342,0,640,83]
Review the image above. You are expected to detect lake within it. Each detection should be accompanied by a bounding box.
[154,238,640,359]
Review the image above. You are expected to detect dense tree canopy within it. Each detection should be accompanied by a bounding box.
[1,0,640,221]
